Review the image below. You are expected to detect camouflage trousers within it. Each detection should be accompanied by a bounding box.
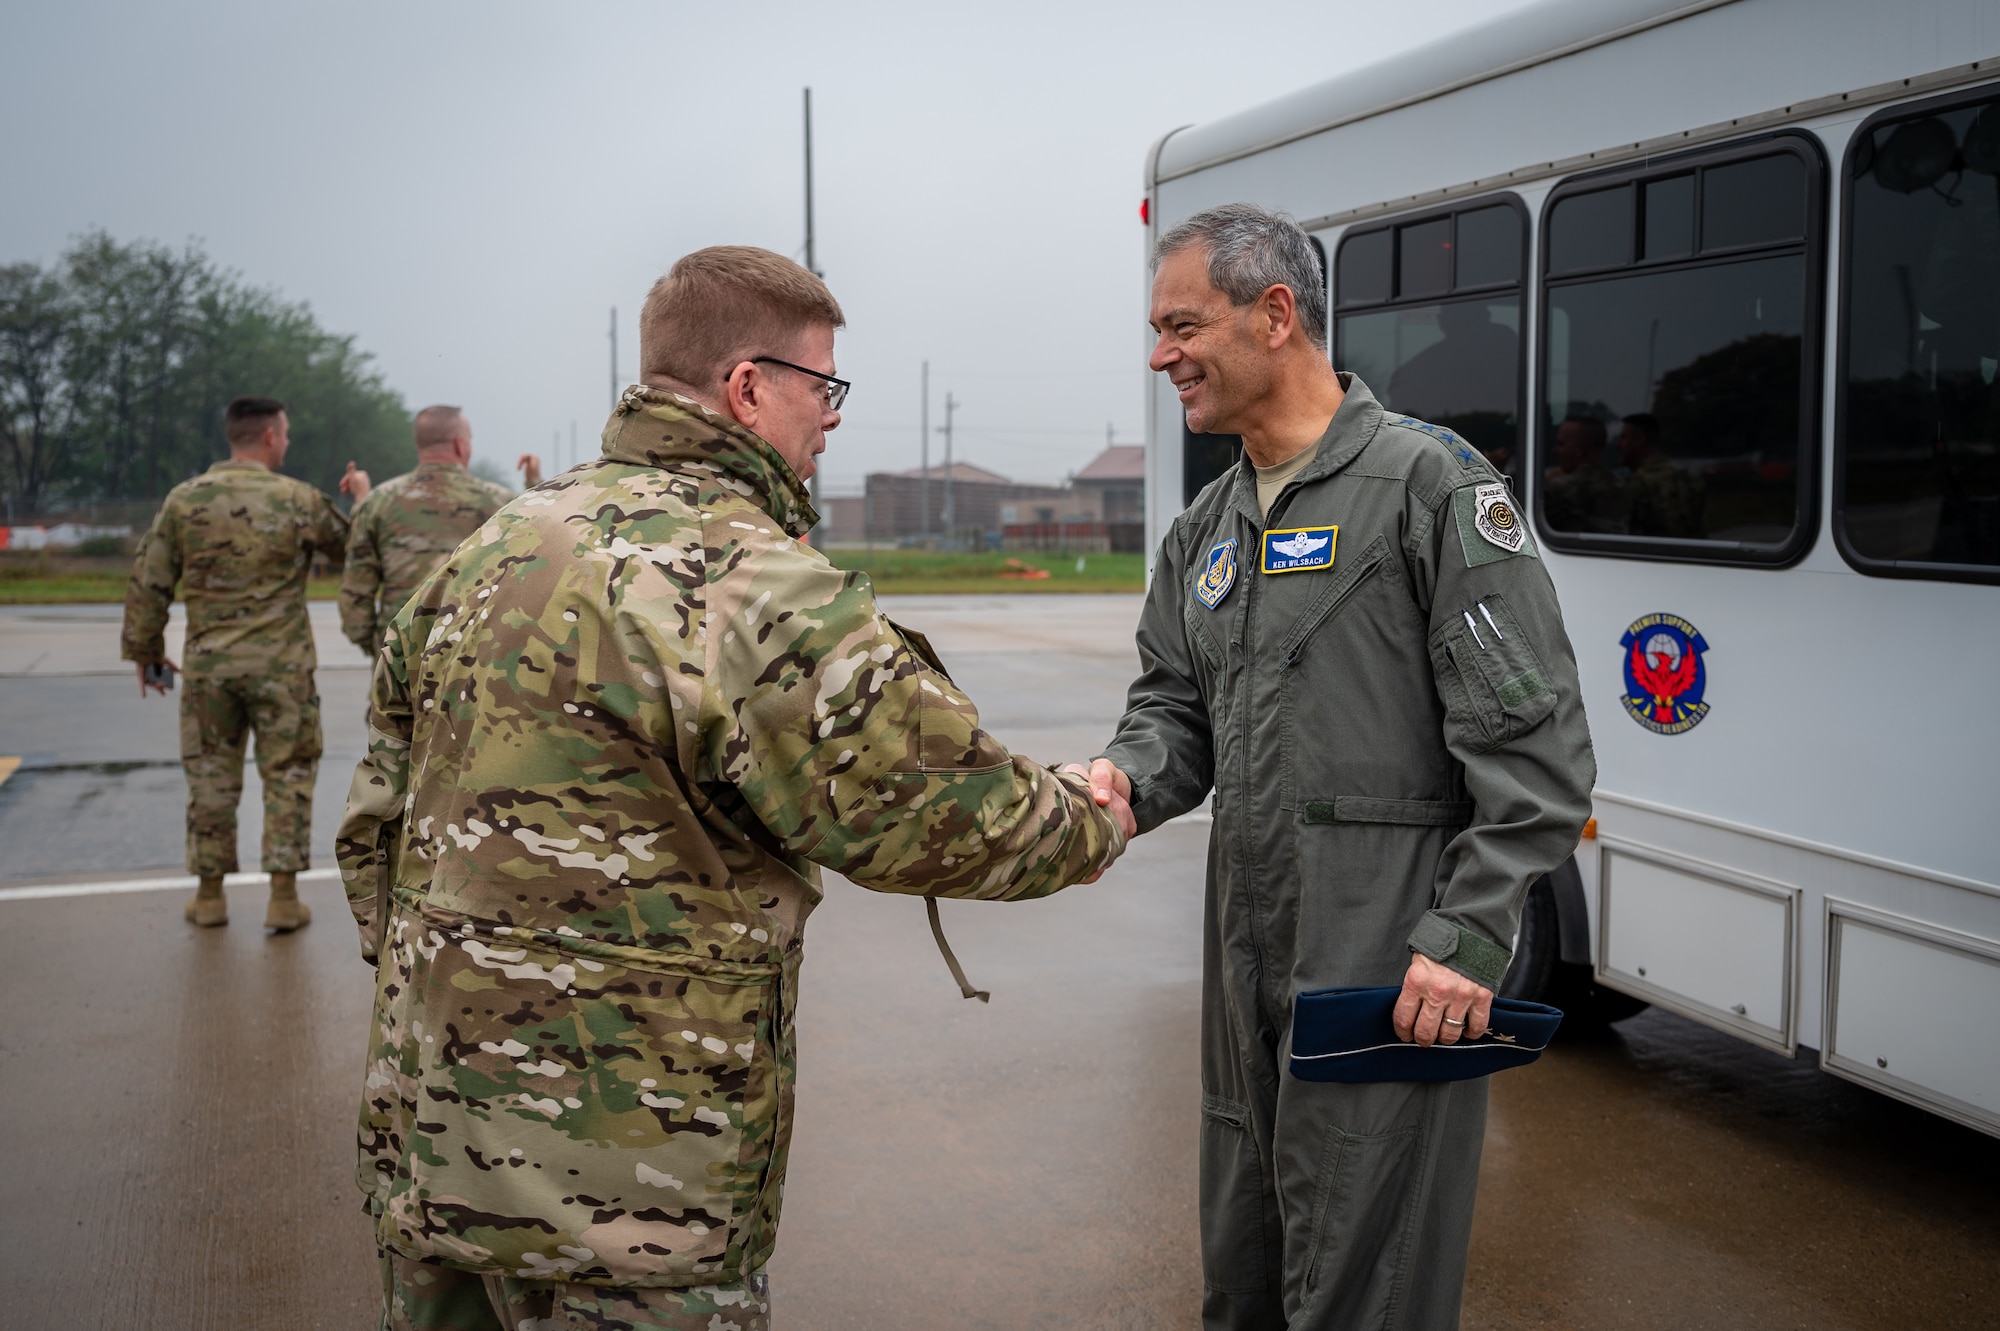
[381,1252,771,1331]
[179,671,322,876]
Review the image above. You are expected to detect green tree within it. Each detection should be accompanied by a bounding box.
[0,231,413,512]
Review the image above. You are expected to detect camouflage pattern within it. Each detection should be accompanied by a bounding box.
[121,458,349,677]
[182,672,323,875]
[1624,453,1706,538]
[1540,460,1623,535]
[381,1252,769,1330]
[341,461,515,652]
[337,385,1125,1290]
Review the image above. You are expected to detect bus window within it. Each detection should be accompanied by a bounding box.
[1838,86,2000,581]
[1183,426,1242,507]
[1334,195,1528,480]
[1536,135,1825,563]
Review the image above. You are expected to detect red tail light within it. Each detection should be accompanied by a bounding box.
[1139,198,1150,225]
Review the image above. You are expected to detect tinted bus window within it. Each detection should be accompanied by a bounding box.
[1537,136,1824,562]
[1334,196,1528,478]
[1336,229,1392,306]
[1839,88,2000,579]
[1184,426,1242,507]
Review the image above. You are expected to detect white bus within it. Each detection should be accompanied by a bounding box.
[1140,0,2000,1135]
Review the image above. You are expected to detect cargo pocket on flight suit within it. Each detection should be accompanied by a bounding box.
[1300,1116,1426,1318]
[1428,593,1556,753]
[1199,1094,1272,1294]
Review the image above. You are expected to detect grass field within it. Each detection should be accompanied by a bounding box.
[824,549,1144,594]
[0,550,1143,603]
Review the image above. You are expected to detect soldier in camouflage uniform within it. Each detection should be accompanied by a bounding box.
[337,247,1131,1330]
[340,405,518,654]
[123,396,357,931]
[1616,411,1705,538]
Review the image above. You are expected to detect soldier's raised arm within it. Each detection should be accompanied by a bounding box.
[694,528,1126,900]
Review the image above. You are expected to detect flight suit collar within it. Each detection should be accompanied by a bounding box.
[1226,372,1384,529]
[601,384,820,537]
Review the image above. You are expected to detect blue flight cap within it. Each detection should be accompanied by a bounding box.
[1288,985,1564,1084]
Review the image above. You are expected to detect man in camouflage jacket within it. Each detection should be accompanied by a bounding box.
[123,395,356,931]
[336,247,1130,1331]
[339,404,517,653]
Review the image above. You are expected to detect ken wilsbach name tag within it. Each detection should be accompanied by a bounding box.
[1261,525,1337,574]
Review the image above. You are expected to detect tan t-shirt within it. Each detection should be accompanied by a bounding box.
[1254,440,1321,520]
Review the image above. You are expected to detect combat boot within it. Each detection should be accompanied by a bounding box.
[184,875,228,927]
[264,870,312,933]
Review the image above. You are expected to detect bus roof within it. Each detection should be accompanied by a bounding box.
[1150,0,1732,185]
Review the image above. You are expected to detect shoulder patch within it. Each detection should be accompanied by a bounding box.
[1193,537,1238,608]
[1453,483,1538,567]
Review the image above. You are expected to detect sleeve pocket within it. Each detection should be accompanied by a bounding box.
[1428,593,1556,754]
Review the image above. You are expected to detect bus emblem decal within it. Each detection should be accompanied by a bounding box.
[1620,614,1710,735]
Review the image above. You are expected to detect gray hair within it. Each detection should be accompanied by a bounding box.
[1153,204,1327,350]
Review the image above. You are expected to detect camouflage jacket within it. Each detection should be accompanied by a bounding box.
[336,386,1125,1287]
[339,460,514,651]
[121,459,349,678]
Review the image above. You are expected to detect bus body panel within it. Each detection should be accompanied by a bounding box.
[1141,0,2000,1133]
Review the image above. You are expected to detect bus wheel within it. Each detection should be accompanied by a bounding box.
[1498,874,1647,1029]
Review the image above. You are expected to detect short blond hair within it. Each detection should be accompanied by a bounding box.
[640,246,845,392]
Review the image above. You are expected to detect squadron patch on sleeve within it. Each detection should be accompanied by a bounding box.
[1194,537,1238,608]
[1453,482,1538,567]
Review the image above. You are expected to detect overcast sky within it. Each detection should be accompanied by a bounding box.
[3,0,1538,492]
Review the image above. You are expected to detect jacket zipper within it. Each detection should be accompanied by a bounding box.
[1278,550,1386,669]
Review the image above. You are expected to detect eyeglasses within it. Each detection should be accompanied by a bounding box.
[748,356,850,411]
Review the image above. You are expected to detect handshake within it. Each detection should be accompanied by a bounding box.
[1060,758,1137,883]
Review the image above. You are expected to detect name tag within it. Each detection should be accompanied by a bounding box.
[1261,525,1337,574]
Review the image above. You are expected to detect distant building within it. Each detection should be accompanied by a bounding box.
[999,444,1147,554]
[863,462,1068,547]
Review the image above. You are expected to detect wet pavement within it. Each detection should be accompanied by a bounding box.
[2,595,1995,1328]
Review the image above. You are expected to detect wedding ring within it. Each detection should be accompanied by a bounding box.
[1442,1016,1466,1027]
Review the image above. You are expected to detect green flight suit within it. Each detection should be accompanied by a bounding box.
[1102,377,1595,1330]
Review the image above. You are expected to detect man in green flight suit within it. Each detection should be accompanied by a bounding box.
[338,404,519,655]
[123,395,358,931]
[1083,206,1596,1330]
[336,246,1132,1331]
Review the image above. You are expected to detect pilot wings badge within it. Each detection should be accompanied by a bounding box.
[1194,537,1238,609]
[1261,525,1338,574]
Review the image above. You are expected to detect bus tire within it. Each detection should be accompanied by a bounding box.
[1499,874,1648,1029]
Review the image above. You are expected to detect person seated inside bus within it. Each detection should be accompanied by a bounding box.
[1386,300,1520,474]
[1616,411,1705,539]
[1542,414,1622,533]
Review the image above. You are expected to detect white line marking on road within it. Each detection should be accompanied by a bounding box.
[0,867,342,903]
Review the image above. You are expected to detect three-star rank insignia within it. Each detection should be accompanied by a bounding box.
[1194,537,1238,608]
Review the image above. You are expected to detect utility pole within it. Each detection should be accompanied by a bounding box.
[919,360,930,545]
[609,307,618,410]
[802,87,822,530]
[802,88,821,278]
[939,392,957,552]
[1107,421,1115,452]
[569,420,577,471]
